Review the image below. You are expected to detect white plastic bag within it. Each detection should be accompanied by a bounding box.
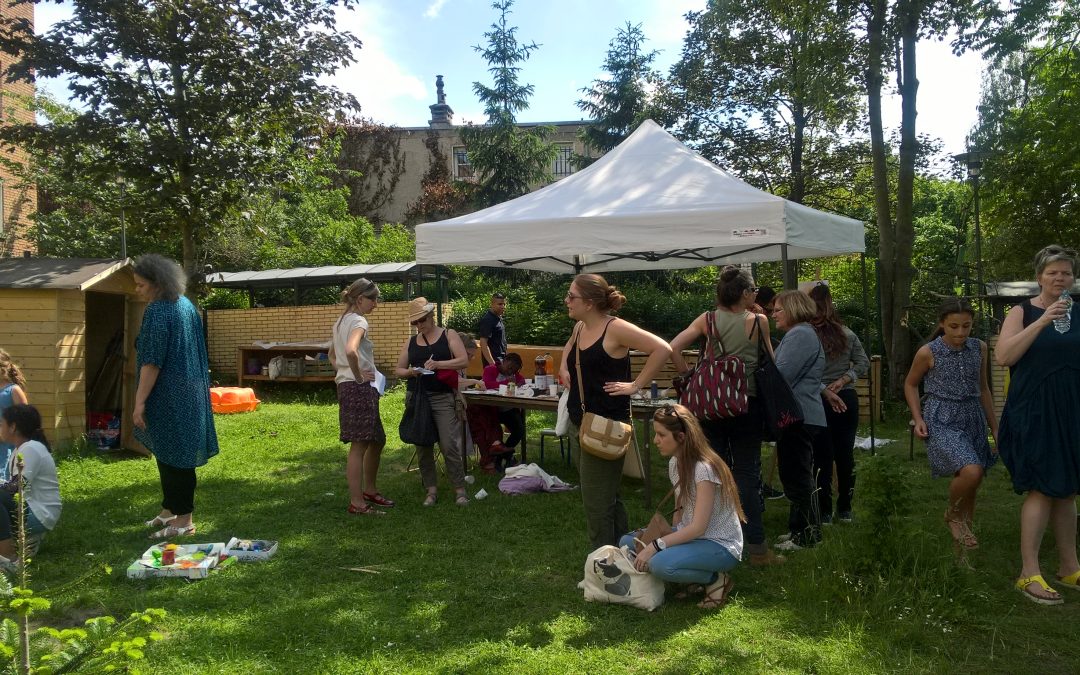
[555,389,570,436]
[268,356,284,380]
[582,545,665,611]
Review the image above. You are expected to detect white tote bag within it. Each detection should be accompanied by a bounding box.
[555,389,571,436]
[582,545,665,611]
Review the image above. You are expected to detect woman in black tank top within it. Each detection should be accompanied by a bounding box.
[394,297,471,507]
[558,274,672,550]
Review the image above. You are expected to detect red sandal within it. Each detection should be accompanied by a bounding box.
[348,502,386,516]
[363,492,396,508]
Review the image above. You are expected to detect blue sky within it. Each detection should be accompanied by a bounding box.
[37,0,986,157]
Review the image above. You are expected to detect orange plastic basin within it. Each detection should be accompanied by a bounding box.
[210,387,260,414]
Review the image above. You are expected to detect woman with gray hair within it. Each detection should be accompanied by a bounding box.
[132,254,219,539]
[996,244,1080,605]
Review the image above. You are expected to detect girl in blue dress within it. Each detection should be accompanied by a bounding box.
[904,299,997,553]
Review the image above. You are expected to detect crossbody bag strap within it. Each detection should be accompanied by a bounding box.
[572,323,587,414]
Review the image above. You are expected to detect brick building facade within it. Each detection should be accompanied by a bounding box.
[0,0,35,257]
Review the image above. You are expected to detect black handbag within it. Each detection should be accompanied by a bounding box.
[753,322,804,438]
[399,384,439,446]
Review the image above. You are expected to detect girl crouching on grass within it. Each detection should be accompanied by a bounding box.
[621,403,745,609]
[904,299,997,553]
[0,405,61,572]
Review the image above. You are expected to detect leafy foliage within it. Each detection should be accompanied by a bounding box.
[658,0,861,204]
[404,131,476,226]
[575,23,659,165]
[0,0,362,279]
[330,118,407,224]
[459,0,557,207]
[971,23,1080,277]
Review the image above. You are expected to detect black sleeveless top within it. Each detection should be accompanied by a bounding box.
[567,320,632,426]
[407,330,453,394]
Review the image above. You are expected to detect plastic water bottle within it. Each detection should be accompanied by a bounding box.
[1053,289,1073,334]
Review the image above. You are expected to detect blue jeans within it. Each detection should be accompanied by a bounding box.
[618,533,739,585]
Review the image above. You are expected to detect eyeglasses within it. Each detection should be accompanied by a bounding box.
[410,315,429,326]
[771,307,785,315]
[565,292,583,301]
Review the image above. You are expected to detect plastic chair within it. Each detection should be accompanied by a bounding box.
[539,428,569,466]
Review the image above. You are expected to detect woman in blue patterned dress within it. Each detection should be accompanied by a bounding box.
[904,299,997,553]
[132,255,219,539]
[996,245,1080,605]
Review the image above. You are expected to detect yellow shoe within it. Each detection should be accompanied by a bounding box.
[1056,570,1080,591]
[1015,574,1064,605]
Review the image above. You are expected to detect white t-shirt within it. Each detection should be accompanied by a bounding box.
[332,313,375,385]
[8,440,61,530]
[668,457,743,560]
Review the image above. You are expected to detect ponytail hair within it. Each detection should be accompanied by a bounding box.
[573,274,626,313]
[1,404,49,453]
[929,297,975,340]
[0,349,26,390]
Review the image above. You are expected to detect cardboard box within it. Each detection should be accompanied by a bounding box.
[225,537,278,561]
[126,542,227,580]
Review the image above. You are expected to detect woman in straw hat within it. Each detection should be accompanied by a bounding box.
[394,297,472,506]
[329,278,392,516]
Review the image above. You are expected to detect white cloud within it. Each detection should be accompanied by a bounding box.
[423,0,450,19]
[328,2,429,124]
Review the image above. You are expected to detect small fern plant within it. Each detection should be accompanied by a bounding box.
[0,455,166,673]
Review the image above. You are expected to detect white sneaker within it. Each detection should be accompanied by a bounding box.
[774,538,803,552]
[775,532,793,544]
[0,554,22,575]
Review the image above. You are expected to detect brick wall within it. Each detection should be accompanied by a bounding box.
[206,301,435,381]
[0,0,36,257]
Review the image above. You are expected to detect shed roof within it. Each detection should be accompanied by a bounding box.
[0,257,131,291]
[206,262,438,290]
[985,280,1080,299]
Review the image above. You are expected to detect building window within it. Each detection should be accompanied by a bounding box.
[453,146,473,179]
[552,143,574,178]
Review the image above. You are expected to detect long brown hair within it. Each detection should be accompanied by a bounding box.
[808,284,848,360]
[0,349,26,389]
[653,404,746,523]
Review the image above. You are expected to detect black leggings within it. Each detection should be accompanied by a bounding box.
[498,408,526,449]
[813,388,860,516]
[157,460,197,516]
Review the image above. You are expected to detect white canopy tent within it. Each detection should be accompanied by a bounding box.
[415,119,865,274]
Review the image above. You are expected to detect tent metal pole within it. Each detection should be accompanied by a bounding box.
[781,244,794,289]
[861,253,876,455]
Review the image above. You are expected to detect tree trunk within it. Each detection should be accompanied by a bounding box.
[866,0,893,378]
[888,3,920,396]
[784,102,807,286]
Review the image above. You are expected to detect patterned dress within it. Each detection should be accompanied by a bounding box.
[134,297,219,468]
[922,336,995,478]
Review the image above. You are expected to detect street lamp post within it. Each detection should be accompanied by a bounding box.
[953,149,990,333]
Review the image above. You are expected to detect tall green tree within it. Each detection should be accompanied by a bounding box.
[575,22,659,164]
[659,0,862,208]
[971,26,1080,277]
[460,0,556,207]
[0,0,361,282]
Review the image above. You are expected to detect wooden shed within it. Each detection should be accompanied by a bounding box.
[0,257,146,450]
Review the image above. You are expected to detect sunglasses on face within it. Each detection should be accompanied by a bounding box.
[410,315,429,326]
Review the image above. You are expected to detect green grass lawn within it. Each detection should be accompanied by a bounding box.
[23,387,1080,673]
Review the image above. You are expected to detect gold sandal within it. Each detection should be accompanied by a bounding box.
[698,574,734,610]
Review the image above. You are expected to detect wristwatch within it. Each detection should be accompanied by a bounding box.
[654,538,667,551]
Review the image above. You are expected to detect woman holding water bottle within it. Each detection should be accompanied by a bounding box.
[996,245,1080,605]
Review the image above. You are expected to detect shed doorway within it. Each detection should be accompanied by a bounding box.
[85,291,127,450]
